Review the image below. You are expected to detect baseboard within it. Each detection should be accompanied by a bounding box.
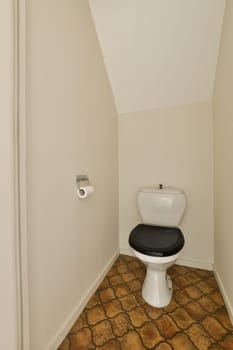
[176,257,213,271]
[120,248,213,271]
[214,267,233,326]
[44,250,119,350]
[120,247,134,256]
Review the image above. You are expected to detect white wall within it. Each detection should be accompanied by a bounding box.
[26,1,118,349]
[119,102,214,269]
[90,0,225,114]
[213,0,233,318]
[0,0,18,349]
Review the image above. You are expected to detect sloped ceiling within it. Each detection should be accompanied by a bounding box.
[89,0,225,114]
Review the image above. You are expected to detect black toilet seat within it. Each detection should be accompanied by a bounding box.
[129,224,184,257]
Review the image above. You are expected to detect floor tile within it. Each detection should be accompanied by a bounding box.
[57,254,233,350]
[185,285,204,299]
[92,320,114,347]
[69,311,88,334]
[110,313,132,337]
[202,316,228,341]
[156,314,179,338]
[121,330,145,350]
[119,294,139,311]
[69,328,94,350]
[170,307,195,329]
[86,305,106,325]
[104,299,123,318]
[214,308,233,331]
[184,301,208,322]
[198,296,222,314]
[168,333,197,349]
[114,284,130,298]
[186,323,214,350]
[156,343,173,350]
[128,306,149,327]
[138,322,163,348]
[99,288,116,303]
[96,338,121,350]
[219,334,233,349]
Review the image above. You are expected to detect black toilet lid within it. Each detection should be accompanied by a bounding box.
[129,224,184,257]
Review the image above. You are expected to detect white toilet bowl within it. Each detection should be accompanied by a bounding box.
[132,248,182,307]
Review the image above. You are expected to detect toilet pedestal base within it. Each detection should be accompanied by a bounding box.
[131,248,182,308]
[142,265,172,308]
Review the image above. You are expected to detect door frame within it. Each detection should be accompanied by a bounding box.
[15,0,30,348]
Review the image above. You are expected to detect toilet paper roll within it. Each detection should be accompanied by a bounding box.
[77,185,95,199]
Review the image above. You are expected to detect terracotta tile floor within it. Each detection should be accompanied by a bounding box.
[58,254,233,350]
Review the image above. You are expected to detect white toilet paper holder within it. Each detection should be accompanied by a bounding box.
[76,175,90,195]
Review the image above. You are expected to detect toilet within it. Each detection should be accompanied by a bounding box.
[129,185,186,307]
